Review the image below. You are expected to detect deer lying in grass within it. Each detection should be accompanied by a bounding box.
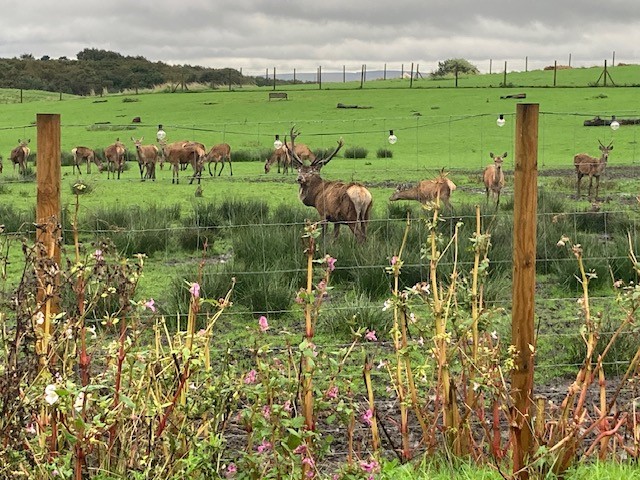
[104,139,127,179]
[205,143,232,176]
[10,139,30,175]
[289,128,372,243]
[574,140,613,199]
[131,137,160,181]
[389,171,456,211]
[483,152,506,207]
[162,141,206,184]
[71,146,102,174]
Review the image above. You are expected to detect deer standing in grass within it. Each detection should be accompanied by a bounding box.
[71,146,102,174]
[205,143,232,176]
[10,139,30,175]
[574,141,613,200]
[162,141,206,184]
[483,152,506,207]
[289,128,372,243]
[131,137,160,181]
[389,171,456,211]
[104,139,127,179]
[265,141,315,174]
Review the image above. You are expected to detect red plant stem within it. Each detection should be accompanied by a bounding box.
[155,358,191,439]
[108,316,128,452]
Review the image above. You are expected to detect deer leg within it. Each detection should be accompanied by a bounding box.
[333,222,341,239]
[208,161,214,176]
[218,161,224,176]
[228,158,233,176]
[594,176,600,200]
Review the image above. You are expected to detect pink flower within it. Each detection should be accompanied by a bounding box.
[189,282,200,299]
[144,298,156,313]
[244,369,257,384]
[316,279,327,292]
[365,330,377,342]
[283,400,292,413]
[359,459,379,473]
[226,463,237,478]
[293,444,307,455]
[326,386,339,399]
[390,255,398,265]
[257,439,272,454]
[325,255,336,271]
[94,249,103,262]
[258,315,269,332]
[361,408,374,426]
[302,456,315,476]
[262,405,271,420]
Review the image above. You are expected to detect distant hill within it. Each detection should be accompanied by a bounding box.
[276,70,406,83]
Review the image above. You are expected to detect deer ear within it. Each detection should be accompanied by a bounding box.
[490,152,494,158]
[503,152,507,158]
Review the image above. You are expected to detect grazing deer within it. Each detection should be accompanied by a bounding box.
[162,141,206,184]
[264,146,288,174]
[104,139,127,179]
[131,137,160,181]
[0,155,3,174]
[205,143,232,176]
[289,128,372,243]
[71,146,102,174]
[10,139,30,175]
[574,141,613,199]
[389,171,456,211]
[483,152,507,207]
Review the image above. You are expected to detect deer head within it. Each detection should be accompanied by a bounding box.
[289,127,344,184]
[489,152,507,169]
[598,140,613,161]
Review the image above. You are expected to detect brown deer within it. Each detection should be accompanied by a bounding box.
[389,171,456,211]
[289,128,372,243]
[205,143,232,176]
[483,152,506,207]
[265,141,314,174]
[264,146,289,174]
[131,137,160,181]
[71,146,102,174]
[10,139,30,175]
[574,141,613,199]
[162,141,206,184]
[104,139,127,179]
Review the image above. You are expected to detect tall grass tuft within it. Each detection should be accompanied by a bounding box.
[83,203,181,256]
[344,146,368,159]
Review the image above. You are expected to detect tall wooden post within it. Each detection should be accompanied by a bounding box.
[511,103,538,480]
[553,60,557,87]
[409,62,414,88]
[503,61,508,87]
[36,113,61,370]
[273,67,276,91]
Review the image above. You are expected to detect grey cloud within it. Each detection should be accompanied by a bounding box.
[0,1,638,74]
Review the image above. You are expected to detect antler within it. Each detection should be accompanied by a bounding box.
[288,127,304,168]
[313,137,344,169]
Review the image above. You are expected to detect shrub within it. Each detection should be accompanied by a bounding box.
[376,148,393,158]
[344,146,368,159]
[317,290,391,340]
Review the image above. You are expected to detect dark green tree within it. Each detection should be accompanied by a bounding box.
[431,58,479,78]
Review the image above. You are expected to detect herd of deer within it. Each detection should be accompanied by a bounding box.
[70,138,232,184]
[2,134,614,243]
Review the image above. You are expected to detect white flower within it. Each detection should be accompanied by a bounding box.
[87,326,97,339]
[44,384,59,406]
[34,311,45,325]
[74,392,85,412]
[382,299,392,311]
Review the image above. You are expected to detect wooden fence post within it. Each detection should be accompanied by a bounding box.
[511,103,539,480]
[35,113,61,370]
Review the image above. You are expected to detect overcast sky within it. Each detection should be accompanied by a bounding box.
[2,1,639,75]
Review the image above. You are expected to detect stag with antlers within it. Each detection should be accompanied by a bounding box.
[289,128,372,243]
[574,140,613,200]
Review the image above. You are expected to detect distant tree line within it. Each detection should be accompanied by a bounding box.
[0,49,257,95]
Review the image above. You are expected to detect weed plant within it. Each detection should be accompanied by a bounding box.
[344,146,368,159]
